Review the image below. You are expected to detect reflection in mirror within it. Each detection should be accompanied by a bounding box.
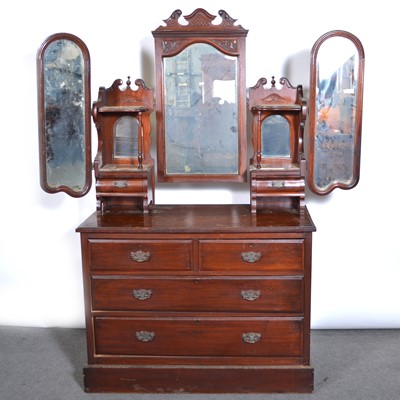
[37,33,91,197]
[164,44,238,175]
[262,115,290,157]
[114,116,139,158]
[308,31,364,195]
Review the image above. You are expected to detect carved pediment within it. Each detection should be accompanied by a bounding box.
[93,77,153,118]
[153,8,248,35]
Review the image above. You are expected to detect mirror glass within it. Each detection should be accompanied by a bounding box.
[309,32,364,194]
[262,115,290,157]
[114,116,139,159]
[38,34,91,197]
[163,43,238,175]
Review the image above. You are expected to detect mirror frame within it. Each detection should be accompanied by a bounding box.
[37,32,91,197]
[152,8,248,183]
[308,30,365,195]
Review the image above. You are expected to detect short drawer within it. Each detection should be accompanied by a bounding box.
[94,316,303,357]
[89,239,192,271]
[199,240,304,272]
[91,276,304,313]
[96,179,146,194]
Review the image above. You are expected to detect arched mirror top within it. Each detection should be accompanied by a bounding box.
[308,30,365,195]
[37,32,91,197]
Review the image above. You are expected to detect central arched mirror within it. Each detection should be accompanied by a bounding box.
[153,9,248,182]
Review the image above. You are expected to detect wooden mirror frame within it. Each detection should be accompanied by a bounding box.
[152,9,248,183]
[37,33,91,197]
[308,30,365,195]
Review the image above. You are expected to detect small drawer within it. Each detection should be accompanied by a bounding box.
[91,276,304,313]
[96,179,146,194]
[199,239,303,272]
[94,316,303,357]
[89,239,192,272]
[254,179,305,194]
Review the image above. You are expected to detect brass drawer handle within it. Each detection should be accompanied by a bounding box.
[130,250,151,263]
[241,251,261,263]
[241,289,261,301]
[113,180,128,188]
[271,180,285,188]
[136,331,155,342]
[242,332,262,344]
[132,289,152,300]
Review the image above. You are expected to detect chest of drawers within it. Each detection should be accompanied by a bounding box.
[77,204,316,393]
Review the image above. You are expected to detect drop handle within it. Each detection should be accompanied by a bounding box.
[241,251,262,263]
[130,250,151,263]
[136,331,155,342]
[132,289,152,300]
[242,332,262,344]
[241,289,261,301]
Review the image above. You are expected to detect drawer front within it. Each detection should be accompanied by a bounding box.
[254,179,305,194]
[91,276,304,313]
[94,317,303,357]
[199,240,303,272]
[96,179,145,194]
[89,240,192,271]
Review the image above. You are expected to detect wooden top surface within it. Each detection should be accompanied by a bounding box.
[77,204,316,234]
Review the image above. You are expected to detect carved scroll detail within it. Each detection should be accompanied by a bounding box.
[153,8,247,34]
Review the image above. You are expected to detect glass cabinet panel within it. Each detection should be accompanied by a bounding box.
[261,115,290,157]
[113,116,139,159]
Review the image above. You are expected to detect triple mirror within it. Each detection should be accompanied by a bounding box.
[36,14,365,204]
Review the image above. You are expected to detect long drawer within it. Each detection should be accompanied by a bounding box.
[94,316,303,357]
[91,276,304,313]
[89,239,192,271]
[199,239,304,272]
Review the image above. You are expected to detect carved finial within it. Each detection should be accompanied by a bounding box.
[135,78,150,90]
[218,9,237,25]
[126,76,131,86]
[169,9,182,20]
[250,77,267,90]
[271,76,276,87]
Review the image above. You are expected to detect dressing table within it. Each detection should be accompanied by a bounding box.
[37,8,365,393]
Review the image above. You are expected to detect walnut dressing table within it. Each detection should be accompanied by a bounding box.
[77,204,315,393]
